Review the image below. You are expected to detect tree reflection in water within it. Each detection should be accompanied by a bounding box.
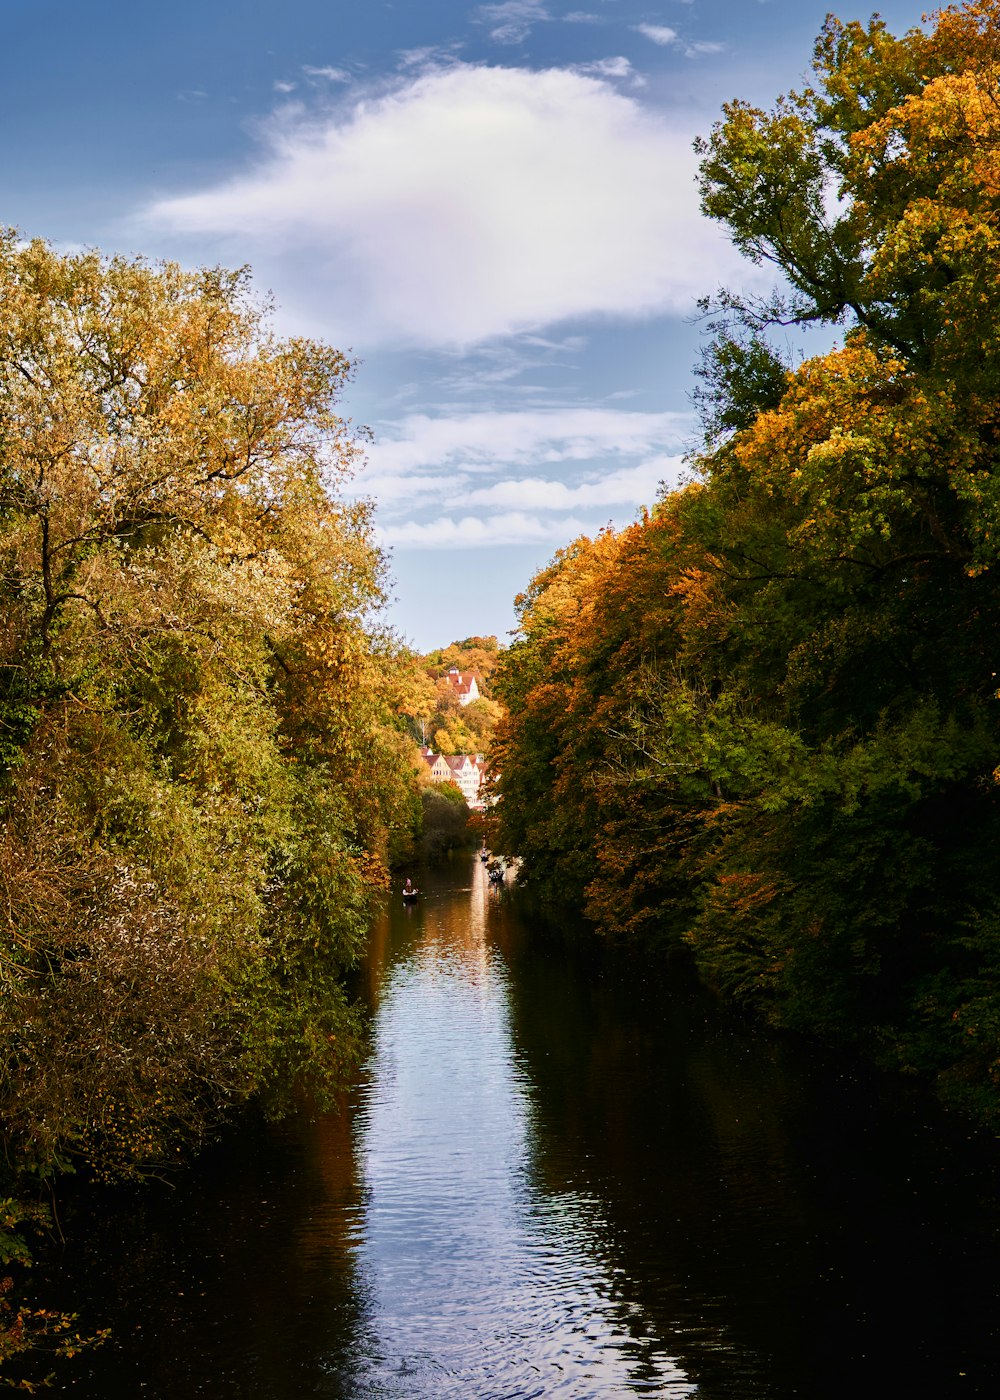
[29,855,1000,1398]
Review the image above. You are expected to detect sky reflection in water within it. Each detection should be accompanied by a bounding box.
[343,860,694,1398]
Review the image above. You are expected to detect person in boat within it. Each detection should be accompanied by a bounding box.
[402,877,419,900]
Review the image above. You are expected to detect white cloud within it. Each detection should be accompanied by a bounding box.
[143,64,741,350]
[396,45,462,70]
[630,20,719,59]
[379,511,591,549]
[520,333,587,351]
[273,80,297,94]
[362,473,470,507]
[354,408,691,550]
[462,455,683,508]
[362,407,692,478]
[574,56,633,80]
[634,24,678,46]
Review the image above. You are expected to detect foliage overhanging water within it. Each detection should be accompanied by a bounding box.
[35,857,1000,1397]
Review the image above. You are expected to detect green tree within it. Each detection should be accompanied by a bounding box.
[419,781,475,860]
[0,235,418,1181]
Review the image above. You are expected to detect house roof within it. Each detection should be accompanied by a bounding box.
[444,667,479,698]
[420,748,485,775]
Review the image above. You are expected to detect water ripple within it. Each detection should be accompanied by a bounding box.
[342,870,696,1398]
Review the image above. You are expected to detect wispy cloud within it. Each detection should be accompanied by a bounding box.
[379,511,591,548]
[422,332,590,398]
[574,56,634,80]
[143,64,744,350]
[396,44,463,70]
[476,2,551,45]
[634,23,678,46]
[631,22,724,59]
[461,456,682,509]
[302,65,352,83]
[356,406,691,547]
[363,407,691,477]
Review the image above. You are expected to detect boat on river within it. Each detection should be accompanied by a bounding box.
[402,883,420,904]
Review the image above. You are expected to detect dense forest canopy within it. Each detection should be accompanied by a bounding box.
[489,0,1000,1127]
[0,235,420,1186]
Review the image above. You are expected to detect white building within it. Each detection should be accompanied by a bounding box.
[444,667,480,707]
[419,746,487,807]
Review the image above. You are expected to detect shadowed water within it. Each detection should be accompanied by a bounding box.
[37,856,1000,1397]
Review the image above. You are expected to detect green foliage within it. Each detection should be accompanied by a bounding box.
[0,235,420,1184]
[419,782,475,861]
[0,1201,47,1272]
[693,333,792,441]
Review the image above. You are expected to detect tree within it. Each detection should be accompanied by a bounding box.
[424,637,502,695]
[419,781,475,860]
[490,3,1000,1128]
[0,235,418,1180]
[399,636,505,754]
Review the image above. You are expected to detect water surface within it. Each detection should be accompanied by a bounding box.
[43,856,1000,1397]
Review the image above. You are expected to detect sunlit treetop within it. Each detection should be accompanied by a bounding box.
[697,0,1000,384]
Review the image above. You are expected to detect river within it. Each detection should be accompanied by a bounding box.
[40,856,1000,1396]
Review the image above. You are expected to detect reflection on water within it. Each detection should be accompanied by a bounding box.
[345,858,693,1396]
[33,855,1000,1398]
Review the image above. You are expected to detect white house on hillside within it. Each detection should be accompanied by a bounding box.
[443,667,480,707]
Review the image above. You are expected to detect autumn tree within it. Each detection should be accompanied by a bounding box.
[685,1,1000,1095]
[424,636,502,693]
[0,234,418,1182]
[492,3,1000,1128]
[400,635,504,754]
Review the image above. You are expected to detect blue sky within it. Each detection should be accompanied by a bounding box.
[2,0,928,650]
